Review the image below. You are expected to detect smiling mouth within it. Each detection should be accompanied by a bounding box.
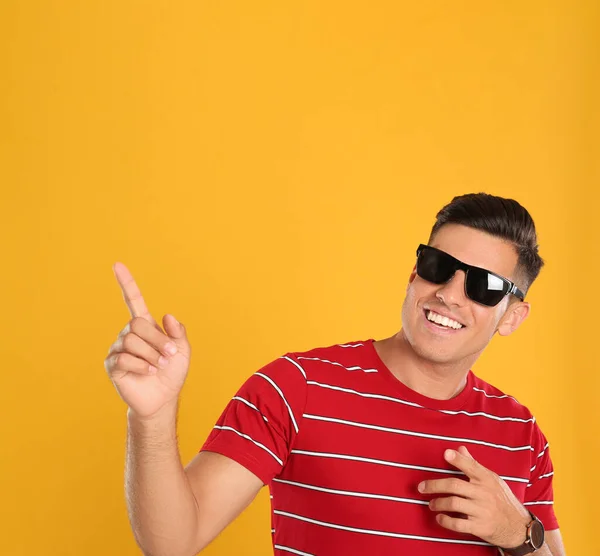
[423,309,466,331]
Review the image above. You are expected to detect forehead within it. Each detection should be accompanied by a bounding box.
[429,223,518,279]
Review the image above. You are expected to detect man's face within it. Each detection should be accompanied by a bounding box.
[401,223,530,366]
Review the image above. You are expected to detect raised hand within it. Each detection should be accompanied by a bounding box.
[104,262,192,419]
[418,446,532,550]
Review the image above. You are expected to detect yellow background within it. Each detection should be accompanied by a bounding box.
[1,1,597,554]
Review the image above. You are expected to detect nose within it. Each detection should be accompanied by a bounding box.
[436,270,468,307]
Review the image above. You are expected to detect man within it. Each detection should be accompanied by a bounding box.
[105,193,566,555]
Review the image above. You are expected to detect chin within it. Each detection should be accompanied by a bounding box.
[402,325,458,364]
[413,342,458,364]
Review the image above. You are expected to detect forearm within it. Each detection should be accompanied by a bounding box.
[125,400,199,556]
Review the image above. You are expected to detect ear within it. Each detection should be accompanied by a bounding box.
[407,264,417,292]
[497,301,530,336]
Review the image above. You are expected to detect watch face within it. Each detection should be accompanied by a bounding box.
[530,519,545,549]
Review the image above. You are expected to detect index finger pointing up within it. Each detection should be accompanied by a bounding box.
[113,262,154,322]
[444,447,484,480]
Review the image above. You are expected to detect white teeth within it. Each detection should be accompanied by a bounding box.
[426,310,463,329]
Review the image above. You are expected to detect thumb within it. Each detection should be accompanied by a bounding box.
[163,313,186,341]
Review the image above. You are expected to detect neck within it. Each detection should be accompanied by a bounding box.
[374,330,480,400]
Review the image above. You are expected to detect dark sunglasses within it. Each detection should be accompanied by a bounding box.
[416,244,525,307]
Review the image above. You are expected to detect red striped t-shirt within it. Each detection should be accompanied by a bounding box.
[201,338,559,555]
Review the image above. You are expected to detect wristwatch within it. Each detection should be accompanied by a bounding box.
[501,512,545,555]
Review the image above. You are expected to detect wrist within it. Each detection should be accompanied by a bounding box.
[128,399,179,426]
[500,512,545,556]
[501,514,532,550]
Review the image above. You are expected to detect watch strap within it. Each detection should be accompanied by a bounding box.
[503,541,535,556]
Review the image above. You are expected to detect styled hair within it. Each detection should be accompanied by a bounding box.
[427,193,544,296]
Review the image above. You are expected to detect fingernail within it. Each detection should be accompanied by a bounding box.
[445,449,454,460]
[158,356,169,368]
[418,482,425,492]
[165,343,177,355]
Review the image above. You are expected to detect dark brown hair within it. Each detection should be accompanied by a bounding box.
[427,192,544,296]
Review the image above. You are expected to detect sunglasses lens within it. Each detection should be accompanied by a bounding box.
[416,245,513,307]
[466,268,508,306]
[417,248,455,283]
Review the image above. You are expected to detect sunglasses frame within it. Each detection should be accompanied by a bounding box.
[416,244,526,306]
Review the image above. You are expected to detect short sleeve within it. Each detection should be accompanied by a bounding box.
[525,422,559,530]
[200,353,307,486]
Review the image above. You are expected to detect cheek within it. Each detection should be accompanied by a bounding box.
[401,290,419,329]
[470,308,502,338]
[402,285,424,318]
[401,283,436,329]
[406,280,436,303]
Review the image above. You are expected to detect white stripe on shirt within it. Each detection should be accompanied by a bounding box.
[440,408,534,423]
[213,425,283,466]
[307,380,534,423]
[527,471,554,488]
[281,355,307,380]
[302,413,534,452]
[274,510,493,546]
[297,356,378,373]
[256,372,299,434]
[537,443,550,458]
[274,545,314,556]
[290,449,528,483]
[272,477,430,505]
[232,396,269,422]
[473,386,520,404]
